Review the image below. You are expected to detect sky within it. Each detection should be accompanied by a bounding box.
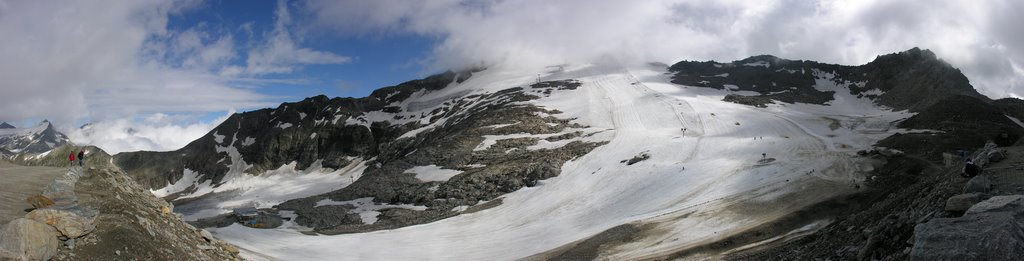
[1,0,1022,154]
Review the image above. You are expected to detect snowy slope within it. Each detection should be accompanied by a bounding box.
[208,64,910,260]
[0,120,70,156]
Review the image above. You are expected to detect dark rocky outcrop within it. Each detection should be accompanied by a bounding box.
[963,175,993,194]
[669,48,988,112]
[114,69,605,234]
[910,195,1024,260]
[910,212,1024,261]
[964,195,1024,215]
[992,97,1024,123]
[944,193,989,212]
[729,142,1024,261]
[668,55,838,106]
[278,82,606,234]
[857,48,986,111]
[116,70,475,190]
[876,95,1024,162]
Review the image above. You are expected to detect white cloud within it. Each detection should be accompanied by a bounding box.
[68,111,234,155]
[0,0,261,125]
[244,0,352,75]
[0,0,349,152]
[303,0,1024,99]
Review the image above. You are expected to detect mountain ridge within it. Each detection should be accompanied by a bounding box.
[669,48,987,111]
[108,47,1024,260]
[0,120,70,156]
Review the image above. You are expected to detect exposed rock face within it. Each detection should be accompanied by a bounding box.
[113,68,604,233]
[668,55,836,106]
[668,48,988,112]
[992,98,1024,121]
[963,175,993,194]
[944,193,989,212]
[25,209,95,239]
[0,218,61,261]
[25,195,54,209]
[964,195,1024,215]
[910,195,1024,260]
[50,167,240,260]
[115,71,475,190]
[858,48,985,111]
[876,95,1024,162]
[910,212,1024,260]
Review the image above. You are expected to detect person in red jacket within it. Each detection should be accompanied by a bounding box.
[68,151,75,168]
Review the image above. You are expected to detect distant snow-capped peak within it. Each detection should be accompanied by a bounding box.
[0,120,70,155]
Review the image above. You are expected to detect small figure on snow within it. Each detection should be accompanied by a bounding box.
[762,153,767,159]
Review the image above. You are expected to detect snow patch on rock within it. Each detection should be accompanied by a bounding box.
[743,61,770,68]
[404,165,463,182]
[151,169,209,198]
[240,137,256,146]
[213,132,226,144]
[315,197,427,224]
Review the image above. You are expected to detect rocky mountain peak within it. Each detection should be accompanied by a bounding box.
[873,47,938,64]
[0,119,70,155]
[0,122,14,129]
[860,48,984,111]
[735,54,788,67]
[667,47,985,112]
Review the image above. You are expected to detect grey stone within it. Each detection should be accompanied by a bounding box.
[910,211,1024,261]
[963,175,992,194]
[965,195,1024,216]
[0,247,17,260]
[944,193,989,212]
[25,208,96,239]
[199,229,214,242]
[0,218,61,261]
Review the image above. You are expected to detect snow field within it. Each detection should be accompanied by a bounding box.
[168,127,372,222]
[208,64,911,260]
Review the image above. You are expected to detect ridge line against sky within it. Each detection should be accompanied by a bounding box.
[1,0,1022,154]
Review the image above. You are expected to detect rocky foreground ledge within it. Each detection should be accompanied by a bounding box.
[912,145,1024,260]
[0,166,239,260]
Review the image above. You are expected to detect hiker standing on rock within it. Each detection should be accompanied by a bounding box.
[77,150,85,167]
[68,151,75,168]
[962,159,980,178]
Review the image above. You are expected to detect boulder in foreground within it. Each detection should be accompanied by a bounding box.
[0,218,61,261]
